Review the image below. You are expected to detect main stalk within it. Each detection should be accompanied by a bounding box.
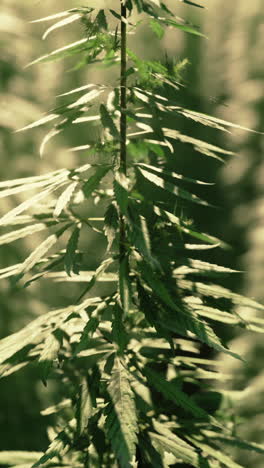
[119,0,127,260]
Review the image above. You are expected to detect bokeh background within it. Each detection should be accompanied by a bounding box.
[0,0,263,466]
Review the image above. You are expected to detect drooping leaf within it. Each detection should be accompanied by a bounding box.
[100,104,119,139]
[119,256,131,315]
[64,225,81,276]
[104,202,119,251]
[76,377,93,436]
[32,428,71,467]
[42,13,81,40]
[105,357,138,467]
[53,181,79,218]
[38,331,62,383]
[82,166,110,199]
[13,224,70,283]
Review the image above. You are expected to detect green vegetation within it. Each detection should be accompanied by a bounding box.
[0,1,263,466]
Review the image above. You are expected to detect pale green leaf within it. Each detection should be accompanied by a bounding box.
[27,38,89,67]
[136,163,213,186]
[53,181,79,218]
[76,378,93,436]
[137,167,211,207]
[0,223,49,247]
[38,332,61,382]
[42,13,81,40]
[0,452,42,465]
[0,180,68,227]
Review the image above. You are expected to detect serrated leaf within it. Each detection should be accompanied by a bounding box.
[105,357,138,467]
[149,432,200,467]
[100,104,119,139]
[178,280,264,312]
[82,166,110,199]
[188,437,243,468]
[104,202,119,251]
[32,428,70,467]
[13,224,70,283]
[64,226,80,277]
[0,223,50,247]
[0,180,68,227]
[42,13,81,40]
[54,181,79,218]
[137,167,211,207]
[76,378,93,436]
[0,171,66,200]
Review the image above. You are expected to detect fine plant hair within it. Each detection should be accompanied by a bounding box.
[0,1,264,467]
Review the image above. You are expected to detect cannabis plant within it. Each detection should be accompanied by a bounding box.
[0,1,264,467]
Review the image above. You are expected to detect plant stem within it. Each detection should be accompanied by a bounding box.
[120,0,127,175]
[119,0,127,260]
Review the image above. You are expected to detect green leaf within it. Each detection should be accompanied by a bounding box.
[13,224,70,283]
[100,104,119,139]
[137,166,212,207]
[150,19,165,38]
[104,202,119,251]
[188,437,243,468]
[136,163,213,186]
[114,172,129,215]
[112,305,129,355]
[144,367,208,419]
[64,226,80,276]
[32,428,70,467]
[159,17,206,38]
[82,166,110,199]
[76,378,93,437]
[105,357,138,467]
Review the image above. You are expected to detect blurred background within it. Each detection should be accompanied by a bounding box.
[0,0,263,465]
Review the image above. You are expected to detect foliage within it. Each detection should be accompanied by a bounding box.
[0,1,263,466]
